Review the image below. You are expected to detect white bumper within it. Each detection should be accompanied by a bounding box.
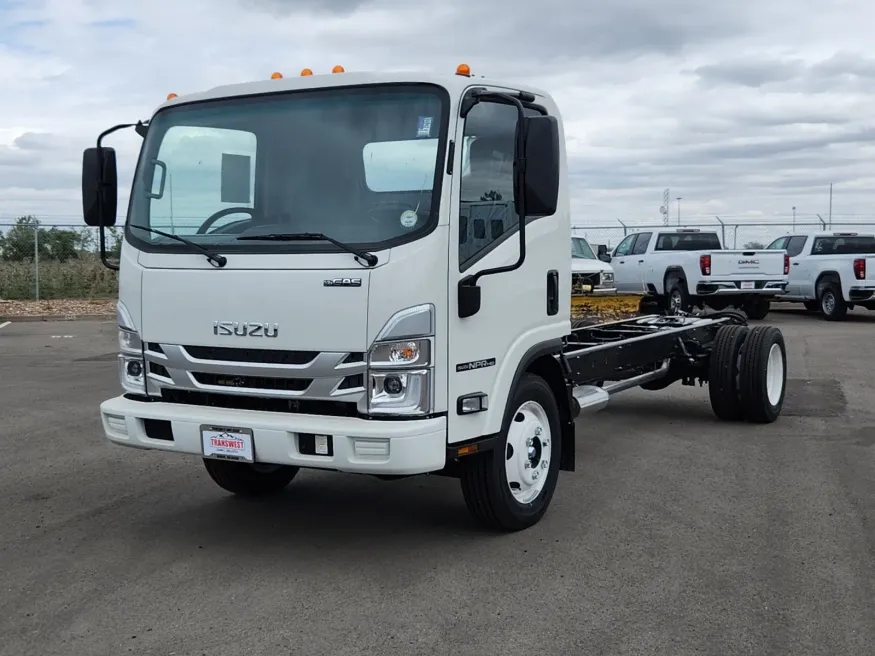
[99,395,448,475]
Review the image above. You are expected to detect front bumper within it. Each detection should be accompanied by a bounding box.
[99,395,448,475]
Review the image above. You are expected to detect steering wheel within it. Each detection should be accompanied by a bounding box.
[197,207,257,235]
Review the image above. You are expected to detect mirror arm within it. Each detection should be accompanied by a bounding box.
[459,92,529,291]
[94,122,140,272]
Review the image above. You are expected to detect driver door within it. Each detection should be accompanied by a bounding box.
[611,234,637,292]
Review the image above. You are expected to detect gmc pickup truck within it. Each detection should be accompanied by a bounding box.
[607,228,789,319]
[766,231,875,320]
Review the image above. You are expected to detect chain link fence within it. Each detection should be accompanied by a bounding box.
[0,217,122,301]
[3,216,875,300]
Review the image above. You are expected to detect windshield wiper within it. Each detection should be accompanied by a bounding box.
[128,225,227,268]
[236,232,378,267]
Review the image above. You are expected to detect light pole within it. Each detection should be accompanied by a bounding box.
[676,197,682,225]
[792,206,796,232]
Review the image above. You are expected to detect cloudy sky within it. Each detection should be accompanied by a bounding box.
[2,0,875,231]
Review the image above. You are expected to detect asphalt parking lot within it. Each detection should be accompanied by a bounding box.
[1,309,874,656]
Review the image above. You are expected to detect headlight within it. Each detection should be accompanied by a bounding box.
[365,305,435,416]
[118,327,145,393]
[601,271,614,283]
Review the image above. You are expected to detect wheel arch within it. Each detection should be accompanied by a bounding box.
[663,266,686,294]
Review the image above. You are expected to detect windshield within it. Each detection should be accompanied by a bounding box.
[126,84,448,254]
[571,236,596,259]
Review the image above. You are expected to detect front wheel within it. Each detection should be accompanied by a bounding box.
[460,373,562,532]
[203,458,300,496]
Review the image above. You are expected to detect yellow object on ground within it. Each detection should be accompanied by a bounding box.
[571,294,642,321]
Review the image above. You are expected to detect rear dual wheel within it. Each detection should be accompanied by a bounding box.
[708,324,787,423]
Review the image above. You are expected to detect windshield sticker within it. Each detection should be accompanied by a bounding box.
[416,116,433,138]
[400,210,418,228]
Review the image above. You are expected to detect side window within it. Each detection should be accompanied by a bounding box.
[766,236,788,250]
[458,101,539,268]
[148,126,257,235]
[614,234,636,257]
[631,232,651,255]
[786,236,807,257]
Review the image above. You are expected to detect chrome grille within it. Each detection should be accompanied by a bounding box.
[143,343,367,403]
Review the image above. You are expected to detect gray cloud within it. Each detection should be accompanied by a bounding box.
[3,0,875,227]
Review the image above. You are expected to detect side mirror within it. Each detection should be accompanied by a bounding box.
[518,115,560,217]
[597,244,611,263]
[82,147,118,227]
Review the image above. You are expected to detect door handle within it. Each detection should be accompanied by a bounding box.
[619,260,625,264]
[792,262,799,266]
[638,259,644,263]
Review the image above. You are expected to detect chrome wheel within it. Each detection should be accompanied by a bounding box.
[505,400,552,504]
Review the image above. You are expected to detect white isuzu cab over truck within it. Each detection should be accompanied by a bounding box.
[81,65,789,532]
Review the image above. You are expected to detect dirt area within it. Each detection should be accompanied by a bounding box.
[0,299,116,319]
[1,295,643,321]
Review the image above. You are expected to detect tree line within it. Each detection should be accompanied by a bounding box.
[0,216,122,262]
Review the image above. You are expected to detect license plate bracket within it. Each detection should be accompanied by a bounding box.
[201,424,255,463]
[740,281,755,290]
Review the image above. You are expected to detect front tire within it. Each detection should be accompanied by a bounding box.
[460,373,562,532]
[203,458,300,496]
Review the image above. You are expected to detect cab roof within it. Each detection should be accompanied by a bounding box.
[156,68,553,113]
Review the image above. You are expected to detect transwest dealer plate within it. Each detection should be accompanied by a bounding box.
[201,425,255,463]
[740,281,755,290]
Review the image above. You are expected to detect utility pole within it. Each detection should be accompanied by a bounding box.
[828,183,833,227]
[792,206,796,232]
[676,197,682,225]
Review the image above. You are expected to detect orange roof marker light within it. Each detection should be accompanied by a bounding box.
[456,63,471,77]
[166,92,178,100]
[271,72,283,79]
[332,65,345,73]
[301,68,313,76]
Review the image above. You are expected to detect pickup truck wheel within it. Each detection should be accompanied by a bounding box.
[666,281,691,315]
[708,324,750,421]
[818,281,847,320]
[202,458,299,496]
[738,325,787,423]
[743,298,770,320]
[460,373,561,532]
[803,300,819,312]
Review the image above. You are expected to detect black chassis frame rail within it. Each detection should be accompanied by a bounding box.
[559,314,744,387]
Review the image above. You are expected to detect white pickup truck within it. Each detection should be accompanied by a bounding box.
[608,228,789,319]
[571,235,616,295]
[766,231,875,320]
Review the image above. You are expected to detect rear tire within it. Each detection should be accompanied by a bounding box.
[708,325,750,421]
[666,280,691,315]
[744,298,771,320]
[817,280,847,321]
[203,458,299,496]
[738,325,787,423]
[460,373,562,532]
